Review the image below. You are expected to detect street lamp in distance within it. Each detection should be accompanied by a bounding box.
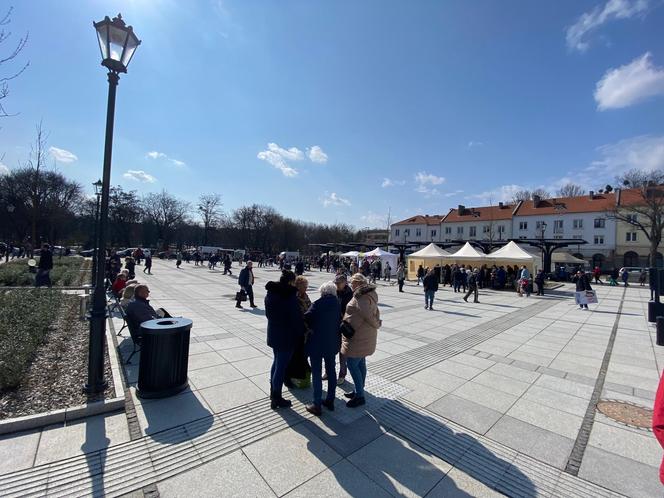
[85,14,141,394]
[91,180,103,284]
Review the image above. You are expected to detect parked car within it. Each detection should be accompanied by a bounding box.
[157,251,177,259]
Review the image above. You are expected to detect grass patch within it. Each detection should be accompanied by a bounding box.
[0,256,90,287]
[0,289,65,390]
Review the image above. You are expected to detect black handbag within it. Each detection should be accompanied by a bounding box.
[236,290,248,302]
[339,320,355,339]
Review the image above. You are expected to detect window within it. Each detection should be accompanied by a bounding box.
[457,227,464,235]
[404,229,410,236]
[626,232,637,242]
[444,226,452,234]
[395,229,400,237]
[594,235,604,245]
[573,219,583,229]
[627,214,637,224]
[483,225,491,233]
[594,218,605,229]
[430,229,437,237]
[519,222,527,230]
[536,221,545,230]
[553,220,564,233]
[415,228,422,237]
[497,225,505,233]
[469,226,477,237]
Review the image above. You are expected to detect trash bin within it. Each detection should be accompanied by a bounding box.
[138,317,192,399]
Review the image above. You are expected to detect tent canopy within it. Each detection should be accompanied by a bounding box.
[408,243,451,258]
[486,241,534,261]
[361,247,399,275]
[552,252,586,264]
[340,250,360,258]
[446,242,486,260]
[364,247,394,257]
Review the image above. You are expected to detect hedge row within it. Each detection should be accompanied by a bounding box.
[0,289,66,389]
[0,257,87,287]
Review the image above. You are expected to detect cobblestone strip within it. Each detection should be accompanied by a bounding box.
[374,399,626,498]
[371,298,558,381]
[564,287,627,476]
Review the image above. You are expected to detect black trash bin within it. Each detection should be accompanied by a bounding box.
[138,317,192,399]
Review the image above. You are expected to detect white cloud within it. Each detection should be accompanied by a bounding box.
[467,141,484,149]
[123,170,157,183]
[321,192,351,207]
[443,190,465,198]
[467,184,527,204]
[257,142,304,177]
[566,0,648,52]
[307,145,328,164]
[49,146,78,163]
[146,150,186,167]
[414,171,445,196]
[0,163,9,175]
[589,135,664,177]
[594,52,664,110]
[360,211,388,228]
[381,178,406,188]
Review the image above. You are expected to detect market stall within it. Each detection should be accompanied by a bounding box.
[443,242,487,268]
[361,247,399,276]
[486,241,541,273]
[406,243,451,278]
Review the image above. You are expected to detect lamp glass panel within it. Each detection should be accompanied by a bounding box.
[107,24,129,62]
[121,32,140,67]
[95,26,109,59]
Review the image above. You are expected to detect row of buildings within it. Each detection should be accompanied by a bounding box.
[389,189,661,270]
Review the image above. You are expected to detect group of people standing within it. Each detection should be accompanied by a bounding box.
[263,269,381,414]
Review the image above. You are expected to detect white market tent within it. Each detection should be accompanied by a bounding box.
[445,242,487,263]
[340,250,360,258]
[486,241,541,273]
[406,243,451,277]
[361,247,399,276]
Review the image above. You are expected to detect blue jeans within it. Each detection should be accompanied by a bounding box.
[346,357,367,398]
[310,354,336,405]
[270,348,293,397]
[425,290,435,308]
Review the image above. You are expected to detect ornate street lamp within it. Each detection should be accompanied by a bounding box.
[91,180,103,284]
[86,14,140,394]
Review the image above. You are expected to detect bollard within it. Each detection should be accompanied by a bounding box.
[648,301,664,323]
[658,316,664,346]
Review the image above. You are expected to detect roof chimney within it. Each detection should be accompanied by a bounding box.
[498,202,504,208]
[589,191,594,199]
[458,205,466,215]
[532,195,541,208]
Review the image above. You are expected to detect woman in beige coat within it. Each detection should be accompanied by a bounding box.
[341,273,381,407]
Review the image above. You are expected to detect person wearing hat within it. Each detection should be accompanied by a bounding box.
[341,273,381,408]
[463,268,480,303]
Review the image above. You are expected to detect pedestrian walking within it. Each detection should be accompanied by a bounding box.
[341,273,381,408]
[593,266,602,284]
[264,270,305,409]
[534,268,545,296]
[639,269,647,286]
[35,243,53,288]
[463,268,480,303]
[573,270,592,310]
[621,268,629,287]
[416,264,425,285]
[396,263,405,292]
[423,268,438,310]
[236,261,256,308]
[143,253,152,274]
[304,281,341,416]
[175,250,182,269]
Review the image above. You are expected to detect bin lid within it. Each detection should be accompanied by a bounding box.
[141,317,193,333]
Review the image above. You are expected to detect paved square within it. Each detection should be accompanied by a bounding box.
[0,258,662,497]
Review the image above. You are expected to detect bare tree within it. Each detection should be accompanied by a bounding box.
[609,169,664,267]
[0,7,29,118]
[198,193,223,245]
[557,183,585,198]
[511,190,532,204]
[142,190,190,248]
[531,188,550,199]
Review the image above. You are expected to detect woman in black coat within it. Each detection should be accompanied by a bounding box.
[264,270,305,409]
[573,270,592,309]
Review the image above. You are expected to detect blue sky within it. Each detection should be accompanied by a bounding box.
[1,0,663,228]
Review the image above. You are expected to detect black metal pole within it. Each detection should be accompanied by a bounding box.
[85,70,119,394]
[91,194,101,284]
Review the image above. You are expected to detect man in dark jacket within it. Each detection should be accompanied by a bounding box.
[423,268,439,310]
[573,270,593,309]
[534,269,545,296]
[36,243,54,287]
[265,270,305,409]
[236,261,256,308]
[304,282,341,416]
[463,268,480,303]
[334,274,353,383]
[126,285,160,342]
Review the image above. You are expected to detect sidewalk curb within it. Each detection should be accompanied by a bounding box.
[0,318,126,436]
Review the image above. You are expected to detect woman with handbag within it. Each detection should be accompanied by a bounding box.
[304,281,341,416]
[341,273,381,408]
[264,270,305,409]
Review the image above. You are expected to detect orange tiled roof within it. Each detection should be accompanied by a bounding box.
[514,193,615,216]
[393,214,445,226]
[617,187,663,207]
[443,204,517,223]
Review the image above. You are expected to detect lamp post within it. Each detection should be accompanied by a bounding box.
[91,180,103,284]
[86,14,141,394]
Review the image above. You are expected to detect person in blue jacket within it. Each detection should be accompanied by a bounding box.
[264,270,305,409]
[304,281,342,416]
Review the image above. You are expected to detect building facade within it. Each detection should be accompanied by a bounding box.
[389,215,444,244]
[440,203,517,244]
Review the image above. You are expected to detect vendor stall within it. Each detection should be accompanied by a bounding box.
[486,241,541,273]
[406,243,451,278]
[443,242,487,268]
[361,247,399,276]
